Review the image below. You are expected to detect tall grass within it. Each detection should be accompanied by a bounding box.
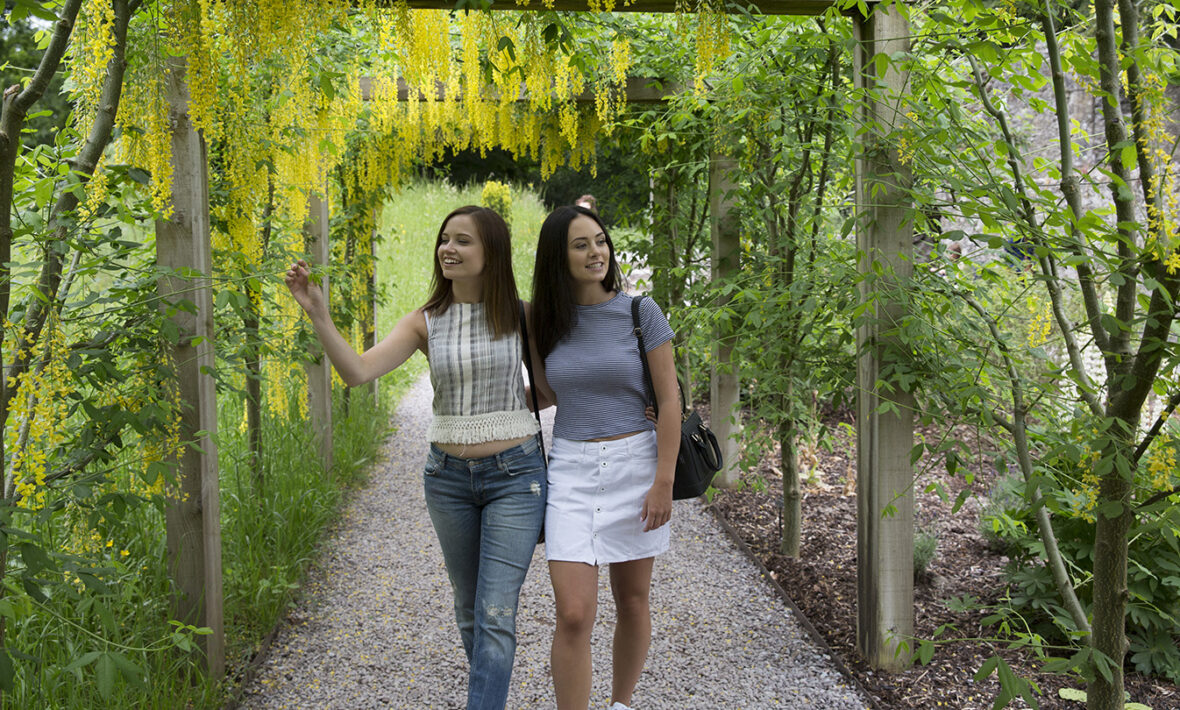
[6,384,390,708]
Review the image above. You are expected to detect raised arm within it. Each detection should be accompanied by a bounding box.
[285,259,426,387]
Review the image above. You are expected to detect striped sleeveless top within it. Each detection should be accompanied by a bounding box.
[424,302,540,445]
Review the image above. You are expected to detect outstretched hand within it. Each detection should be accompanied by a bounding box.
[285,259,324,315]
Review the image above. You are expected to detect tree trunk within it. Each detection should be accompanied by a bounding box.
[1088,440,1133,710]
[247,178,274,488]
[779,386,801,557]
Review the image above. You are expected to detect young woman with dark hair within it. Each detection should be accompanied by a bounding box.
[529,205,681,710]
[286,205,546,710]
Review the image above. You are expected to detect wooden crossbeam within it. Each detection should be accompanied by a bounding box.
[359,75,682,103]
[395,0,837,15]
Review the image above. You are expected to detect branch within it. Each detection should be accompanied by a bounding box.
[1133,391,1180,466]
[1041,4,1110,361]
[1094,0,1141,373]
[0,0,85,354]
[1137,485,1180,512]
[968,54,1103,417]
[961,292,1092,636]
[4,0,132,422]
[1110,267,1180,419]
[1115,0,1161,242]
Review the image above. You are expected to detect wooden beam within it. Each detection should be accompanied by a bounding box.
[396,0,836,14]
[304,193,334,475]
[156,56,224,678]
[853,3,914,672]
[358,75,681,104]
[709,150,743,487]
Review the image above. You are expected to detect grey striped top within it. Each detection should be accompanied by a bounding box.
[545,292,675,440]
[424,302,540,445]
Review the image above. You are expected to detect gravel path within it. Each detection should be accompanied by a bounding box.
[238,375,869,709]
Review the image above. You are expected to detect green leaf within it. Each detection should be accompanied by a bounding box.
[0,648,12,693]
[96,653,115,700]
[109,652,146,689]
[63,651,102,673]
[1098,500,1124,519]
[974,655,999,682]
[19,542,54,575]
[1120,143,1137,171]
[917,639,935,665]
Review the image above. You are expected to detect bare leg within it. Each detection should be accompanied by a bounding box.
[550,561,599,710]
[608,557,654,707]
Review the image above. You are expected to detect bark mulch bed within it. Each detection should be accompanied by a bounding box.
[708,415,1179,710]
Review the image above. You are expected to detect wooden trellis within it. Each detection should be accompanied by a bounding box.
[161,0,915,677]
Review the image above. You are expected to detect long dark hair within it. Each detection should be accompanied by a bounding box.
[422,205,519,338]
[531,205,622,359]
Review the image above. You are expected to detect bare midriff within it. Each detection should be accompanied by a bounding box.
[433,434,535,460]
[586,429,646,443]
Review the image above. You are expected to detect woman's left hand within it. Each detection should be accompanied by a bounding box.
[640,480,673,531]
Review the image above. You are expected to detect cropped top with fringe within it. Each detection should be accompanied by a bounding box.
[424,302,540,445]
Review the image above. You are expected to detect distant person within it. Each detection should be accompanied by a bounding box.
[285,206,546,710]
[575,194,597,213]
[529,204,680,710]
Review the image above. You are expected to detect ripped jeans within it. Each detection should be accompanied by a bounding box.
[423,435,547,710]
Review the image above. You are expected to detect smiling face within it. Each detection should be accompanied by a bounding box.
[437,213,485,281]
[566,214,610,287]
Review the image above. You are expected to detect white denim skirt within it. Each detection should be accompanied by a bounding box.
[545,430,670,565]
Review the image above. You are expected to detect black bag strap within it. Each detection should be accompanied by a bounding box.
[631,295,659,416]
[631,295,689,418]
[519,301,545,460]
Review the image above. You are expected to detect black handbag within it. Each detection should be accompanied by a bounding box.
[630,296,723,499]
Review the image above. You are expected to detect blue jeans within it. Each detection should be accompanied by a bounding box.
[423,436,547,710]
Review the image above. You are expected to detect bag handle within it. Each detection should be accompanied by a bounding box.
[630,295,687,419]
[519,301,545,461]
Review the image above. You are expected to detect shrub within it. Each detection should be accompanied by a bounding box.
[480,180,513,228]
[914,525,939,580]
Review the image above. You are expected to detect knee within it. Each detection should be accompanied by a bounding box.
[554,599,596,637]
[612,589,651,620]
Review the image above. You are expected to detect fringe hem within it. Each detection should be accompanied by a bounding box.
[428,410,540,445]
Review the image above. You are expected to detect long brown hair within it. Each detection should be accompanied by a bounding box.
[531,205,622,358]
[422,206,520,338]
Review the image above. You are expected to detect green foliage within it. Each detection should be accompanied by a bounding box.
[913,526,939,579]
[0,13,70,147]
[984,478,1180,682]
[480,179,513,227]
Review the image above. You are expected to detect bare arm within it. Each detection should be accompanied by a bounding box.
[285,259,426,386]
[523,301,556,411]
[641,340,679,531]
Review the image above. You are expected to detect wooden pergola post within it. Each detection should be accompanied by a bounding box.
[304,192,334,474]
[709,150,743,487]
[852,4,915,671]
[156,57,224,676]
